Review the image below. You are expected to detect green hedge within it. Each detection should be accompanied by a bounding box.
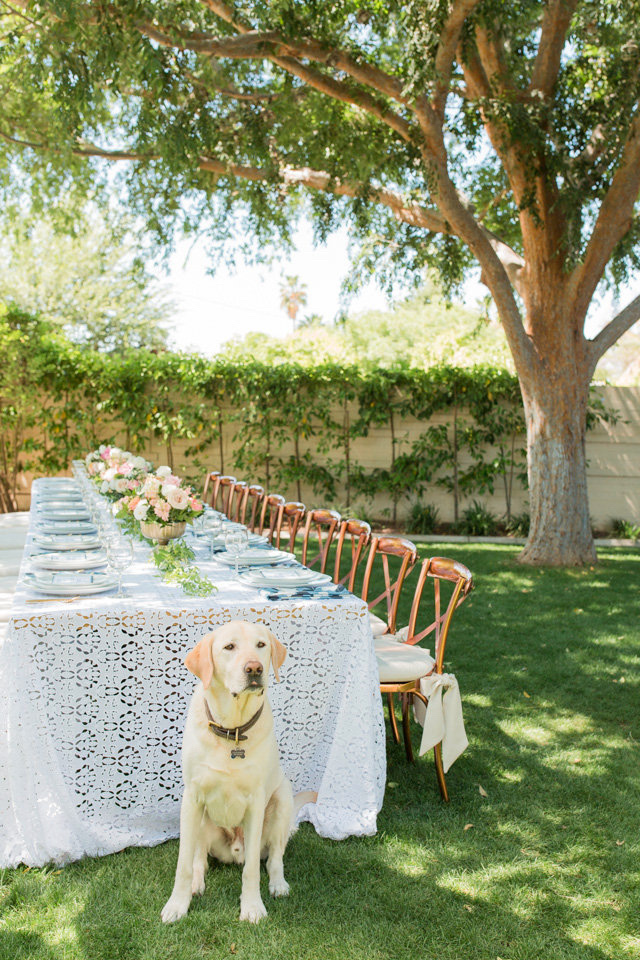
[0,305,613,519]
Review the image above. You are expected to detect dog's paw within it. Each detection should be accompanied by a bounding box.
[191,873,206,896]
[239,896,268,923]
[161,894,191,923]
[269,878,290,898]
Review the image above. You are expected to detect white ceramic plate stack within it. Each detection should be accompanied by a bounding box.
[37,507,91,521]
[38,481,80,494]
[32,532,102,551]
[31,550,108,571]
[23,570,118,596]
[247,533,269,546]
[35,521,97,535]
[215,547,293,567]
[239,568,332,591]
[37,492,85,510]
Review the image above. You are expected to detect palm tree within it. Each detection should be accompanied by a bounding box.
[279,275,308,330]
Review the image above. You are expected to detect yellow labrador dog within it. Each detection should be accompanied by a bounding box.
[161,620,313,924]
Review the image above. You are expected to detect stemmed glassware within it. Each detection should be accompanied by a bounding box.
[224,527,249,577]
[105,537,134,598]
[203,514,223,558]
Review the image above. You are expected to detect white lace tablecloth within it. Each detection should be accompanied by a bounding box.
[0,482,386,867]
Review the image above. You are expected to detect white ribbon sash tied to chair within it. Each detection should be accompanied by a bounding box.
[412,673,468,772]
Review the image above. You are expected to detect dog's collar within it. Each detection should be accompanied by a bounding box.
[203,700,264,744]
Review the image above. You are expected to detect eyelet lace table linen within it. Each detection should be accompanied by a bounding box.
[0,481,386,867]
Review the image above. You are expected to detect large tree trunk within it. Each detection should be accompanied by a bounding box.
[518,360,596,566]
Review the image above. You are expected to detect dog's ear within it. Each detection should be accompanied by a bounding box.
[184,632,215,688]
[267,630,287,681]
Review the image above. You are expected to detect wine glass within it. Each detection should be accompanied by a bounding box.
[225,527,249,576]
[203,514,223,558]
[106,537,134,598]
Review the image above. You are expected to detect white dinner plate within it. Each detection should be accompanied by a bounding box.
[32,533,102,551]
[23,570,118,596]
[31,550,108,571]
[37,481,80,491]
[240,568,331,587]
[37,508,91,520]
[215,547,293,567]
[36,498,86,509]
[37,491,85,503]
[35,521,97,535]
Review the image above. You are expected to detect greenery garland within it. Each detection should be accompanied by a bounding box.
[150,541,216,598]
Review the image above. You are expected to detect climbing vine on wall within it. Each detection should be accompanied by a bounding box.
[0,305,617,517]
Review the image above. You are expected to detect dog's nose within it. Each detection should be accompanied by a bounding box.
[244,660,263,676]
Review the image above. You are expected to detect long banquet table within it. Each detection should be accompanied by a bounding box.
[0,479,385,868]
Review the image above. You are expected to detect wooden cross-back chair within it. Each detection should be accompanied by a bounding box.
[227,480,248,522]
[301,508,342,573]
[216,475,237,516]
[242,485,264,531]
[202,470,221,505]
[332,519,372,592]
[203,473,236,513]
[273,501,306,552]
[259,493,286,539]
[361,536,418,636]
[376,556,474,801]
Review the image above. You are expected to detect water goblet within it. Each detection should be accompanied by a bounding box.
[106,537,134,598]
[225,527,249,577]
[203,514,223,558]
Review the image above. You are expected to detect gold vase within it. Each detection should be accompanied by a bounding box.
[139,520,186,546]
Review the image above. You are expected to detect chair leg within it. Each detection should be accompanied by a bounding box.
[410,687,451,802]
[434,742,450,802]
[401,694,415,763]
[387,693,400,744]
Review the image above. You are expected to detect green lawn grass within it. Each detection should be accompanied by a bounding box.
[1,544,639,960]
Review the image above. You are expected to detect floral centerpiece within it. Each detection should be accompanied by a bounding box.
[85,446,152,501]
[115,465,204,544]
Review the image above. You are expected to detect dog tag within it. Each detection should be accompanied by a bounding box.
[230,748,246,759]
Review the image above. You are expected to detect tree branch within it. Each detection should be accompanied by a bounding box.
[0,0,38,25]
[458,38,528,205]
[137,20,414,141]
[529,0,579,97]
[433,0,484,118]
[571,103,640,319]
[3,125,447,234]
[587,293,640,372]
[197,0,411,106]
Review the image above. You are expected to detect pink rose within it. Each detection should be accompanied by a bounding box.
[154,499,171,522]
[128,496,141,512]
[190,499,203,512]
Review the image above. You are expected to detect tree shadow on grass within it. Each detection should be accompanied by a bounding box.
[62,819,622,960]
[0,931,53,960]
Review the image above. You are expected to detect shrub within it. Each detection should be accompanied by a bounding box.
[408,501,440,534]
[457,500,498,536]
[610,518,640,539]
[505,511,530,537]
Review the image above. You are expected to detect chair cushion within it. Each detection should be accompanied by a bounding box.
[369,611,388,637]
[375,637,435,683]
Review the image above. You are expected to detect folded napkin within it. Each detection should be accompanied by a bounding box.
[261,584,348,601]
[412,672,468,772]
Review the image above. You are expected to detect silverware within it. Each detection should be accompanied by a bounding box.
[25,596,81,604]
